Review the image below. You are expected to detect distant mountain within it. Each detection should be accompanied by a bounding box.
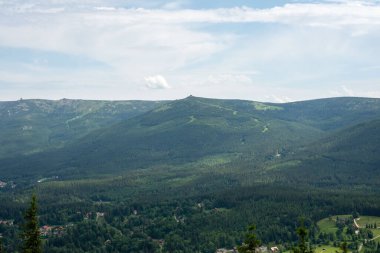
[50,96,323,172]
[266,97,380,130]
[0,99,166,158]
[1,96,380,184]
[269,118,380,185]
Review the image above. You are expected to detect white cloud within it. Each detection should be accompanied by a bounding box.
[144,75,171,89]
[0,1,379,101]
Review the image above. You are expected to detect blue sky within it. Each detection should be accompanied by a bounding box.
[0,0,380,102]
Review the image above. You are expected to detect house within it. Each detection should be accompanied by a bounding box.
[271,246,279,253]
[40,225,66,237]
[0,220,14,226]
[0,181,7,188]
[96,212,105,219]
[40,225,53,237]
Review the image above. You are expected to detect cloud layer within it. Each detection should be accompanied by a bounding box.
[0,0,379,101]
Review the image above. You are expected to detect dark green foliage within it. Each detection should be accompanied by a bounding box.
[338,241,348,253]
[1,96,380,252]
[0,99,166,160]
[270,119,380,186]
[0,237,4,253]
[1,96,380,183]
[293,221,313,253]
[21,194,42,253]
[237,225,260,253]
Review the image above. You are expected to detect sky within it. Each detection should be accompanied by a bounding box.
[0,0,380,102]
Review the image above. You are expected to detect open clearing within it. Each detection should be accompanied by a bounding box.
[315,245,340,253]
[317,215,351,234]
[356,216,380,228]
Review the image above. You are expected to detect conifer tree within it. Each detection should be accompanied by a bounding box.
[293,220,313,253]
[339,241,348,253]
[0,237,4,253]
[238,225,261,253]
[21,194,42,253]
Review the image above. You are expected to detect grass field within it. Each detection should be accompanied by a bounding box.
[314,245,340,253]
[356,216,380,228]
[317,215,380,244]
[317,215,351,234]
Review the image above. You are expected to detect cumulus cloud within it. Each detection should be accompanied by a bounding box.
[144,75,171,89]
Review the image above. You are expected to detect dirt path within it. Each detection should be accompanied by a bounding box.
[354,218,361,229]
[370,234,380,241]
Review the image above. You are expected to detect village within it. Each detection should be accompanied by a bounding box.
[0,180,16,189]
[216,246,279,253]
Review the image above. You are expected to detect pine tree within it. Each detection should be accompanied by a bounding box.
[0,236,4,253]
[21,194,42,253]
[293,220,313,253]
[238,225,261,253]
[340,241,348,253]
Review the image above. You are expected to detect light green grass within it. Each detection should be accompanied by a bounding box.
[354,215,380,242]
[153,104,172,112]
[317,215,351,234]
[267,160,302,171]
[371,228,380,242]
[191,154,237,167]
[315,245,341,253]
[356,216,380,228]
[252,102,283,111]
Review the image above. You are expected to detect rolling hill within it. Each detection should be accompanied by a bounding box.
[0,99,166,159]
[268,118,380,185]
[0,96,380,184]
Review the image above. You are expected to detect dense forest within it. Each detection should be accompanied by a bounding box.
[1,97,380,252]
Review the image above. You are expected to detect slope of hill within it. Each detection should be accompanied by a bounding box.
[266,97,380,130]
[1,96,380,184]
[269,119,380,185]
[0,99,166,158]
[0,96,324,181]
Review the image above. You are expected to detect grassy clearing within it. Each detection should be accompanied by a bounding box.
[315,245,340,253]
[371,229,380,243]
[317,215,351,234]
[267,160,302,171]
[356,216,380,228]
[252,102,283,111]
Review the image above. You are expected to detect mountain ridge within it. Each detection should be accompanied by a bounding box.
[1,96,380,184]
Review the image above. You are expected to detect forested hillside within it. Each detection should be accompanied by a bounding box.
[0,99,165,159]
[1,96,380,252]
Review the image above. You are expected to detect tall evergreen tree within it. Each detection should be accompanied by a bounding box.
[340,241,348,253]
[293,220,313,253]
[21,194,42,253]
[0,237,4,253]
[238,225,261,253]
